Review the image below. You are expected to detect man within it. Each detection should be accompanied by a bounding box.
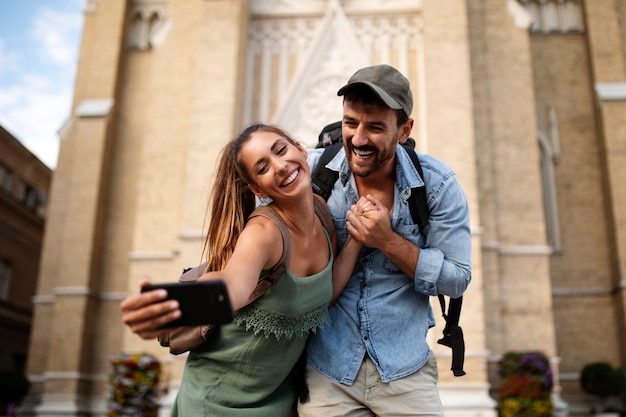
[299,64,472,416]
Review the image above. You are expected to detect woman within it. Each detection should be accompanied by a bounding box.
[121,124,370,416]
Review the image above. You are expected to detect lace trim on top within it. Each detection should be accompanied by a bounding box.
[235,302,330,340]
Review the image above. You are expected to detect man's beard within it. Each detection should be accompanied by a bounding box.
[346,143,394,177]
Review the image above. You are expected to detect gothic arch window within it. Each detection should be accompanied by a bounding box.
[126,1,168,50]
[147,12,161,46]
[244,1,423,146]
[128,11,148,49]
[537,103,562,252]
[520,0,584,33]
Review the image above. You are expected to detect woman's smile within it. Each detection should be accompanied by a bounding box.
[281,168,300,187]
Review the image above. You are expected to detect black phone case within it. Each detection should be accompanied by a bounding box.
[141,280,234,328]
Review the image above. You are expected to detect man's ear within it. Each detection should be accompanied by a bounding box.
[248,184,267,199]
[398,118,414,145]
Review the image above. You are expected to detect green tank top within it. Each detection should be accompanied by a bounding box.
[171,233,333,417]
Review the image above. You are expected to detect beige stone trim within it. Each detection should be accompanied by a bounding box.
[32,295,55,304]
[595,82,626,101]
[178,229,204,240]
[54,287,93,295]
[552,287,621,297]
[481,243,553,255]
[128,250,179,260]
[75,98,114,118]
[43,371,106,382]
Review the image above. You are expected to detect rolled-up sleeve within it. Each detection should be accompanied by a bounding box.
[413,169,471,298]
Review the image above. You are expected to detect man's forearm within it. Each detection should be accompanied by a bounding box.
[378,231,420,280]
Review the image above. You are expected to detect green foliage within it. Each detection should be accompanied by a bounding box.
[580,362,626,399]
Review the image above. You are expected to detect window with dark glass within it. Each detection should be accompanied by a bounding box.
[0,259,12,300]
[0,164,12,193]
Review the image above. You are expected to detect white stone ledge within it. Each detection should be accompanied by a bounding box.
[128,250,178,260]
[552,287,616,297]
[439,382,498,417]
[481,243,553,255]
[178,229,205,240]
[33,291,129,302]
[595,82,626,101]
[42,371,106,382]
[54,287,93,296]
[75,98,114,117]
[31,295,55,304]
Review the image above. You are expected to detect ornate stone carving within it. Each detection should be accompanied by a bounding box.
[245,0,423,144]
[127,0,169,50]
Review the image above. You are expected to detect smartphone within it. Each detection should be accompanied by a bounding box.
[141,280,234,328]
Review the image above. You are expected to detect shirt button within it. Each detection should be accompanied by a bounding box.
[363,335,368,341]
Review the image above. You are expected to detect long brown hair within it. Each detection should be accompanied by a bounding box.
[202,124,300,271]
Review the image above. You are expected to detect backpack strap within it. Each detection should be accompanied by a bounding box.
[436,295,466,376]
[317,121,343,148]
[402,146,429,230]
[311,142,343,201]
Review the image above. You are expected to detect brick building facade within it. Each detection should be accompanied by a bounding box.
[0,125,51,406]
[18,0,626,416]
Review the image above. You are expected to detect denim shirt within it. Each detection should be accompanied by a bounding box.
[305,145,471,384]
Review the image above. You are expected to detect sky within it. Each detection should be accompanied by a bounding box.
[0,0,85,169]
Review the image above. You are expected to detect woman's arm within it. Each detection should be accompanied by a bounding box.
[329,197,385,305]
[330,234,361,305]
[199,217,282,310]
[120,217,281,337]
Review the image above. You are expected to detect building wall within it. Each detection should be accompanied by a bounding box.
[530,31,621,399]
[18,0,626,416]
[0,125,51,374]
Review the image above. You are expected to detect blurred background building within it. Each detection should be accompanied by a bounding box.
[0,125,51,413]
[14,0,626,416]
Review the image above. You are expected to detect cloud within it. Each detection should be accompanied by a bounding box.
[32,7,82,67]
[0,75,72,168]
[0,3,83,169]
[0,38,18,73]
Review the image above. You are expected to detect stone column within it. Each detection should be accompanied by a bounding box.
[21,1,129,416]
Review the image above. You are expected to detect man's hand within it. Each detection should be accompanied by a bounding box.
[346,194,393,248]
[347,194,420,280]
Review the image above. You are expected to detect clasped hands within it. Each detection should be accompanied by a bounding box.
[346,194,392,249]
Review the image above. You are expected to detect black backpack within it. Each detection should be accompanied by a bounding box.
[311,121,466,377]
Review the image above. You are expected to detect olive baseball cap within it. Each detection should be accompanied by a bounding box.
[337,64,413,117]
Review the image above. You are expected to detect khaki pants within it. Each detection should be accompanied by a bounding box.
[298,352,443,417]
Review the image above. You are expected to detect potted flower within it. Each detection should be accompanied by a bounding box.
[108,352,161,417]
[497,351,554,417]
[579,362,625,416]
